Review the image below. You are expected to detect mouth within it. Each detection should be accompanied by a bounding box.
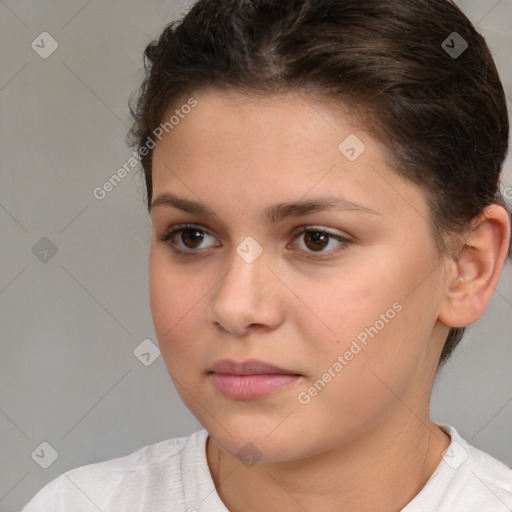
[209,359,302,400]
[209,358,300,376]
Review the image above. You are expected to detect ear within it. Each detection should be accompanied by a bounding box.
[438,204,511,328]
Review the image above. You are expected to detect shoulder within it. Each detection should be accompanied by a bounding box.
[462,431,512,504]
[21,429,209,512]
[410,424,512,512]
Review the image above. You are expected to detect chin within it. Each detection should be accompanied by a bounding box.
[207,421,310,465]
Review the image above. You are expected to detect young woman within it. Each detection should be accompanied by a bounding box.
[23,0,512,510]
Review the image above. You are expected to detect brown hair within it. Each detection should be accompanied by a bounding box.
[128,0,512,366]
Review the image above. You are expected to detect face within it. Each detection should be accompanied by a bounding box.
[149,89,450,463]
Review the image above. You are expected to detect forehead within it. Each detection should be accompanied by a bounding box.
[154,89,366,166]
[151,88,430,224]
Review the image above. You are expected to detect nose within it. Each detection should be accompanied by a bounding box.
[207,246,285,336]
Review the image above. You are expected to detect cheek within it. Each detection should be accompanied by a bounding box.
[299,250,429,372]
[149,248,173,335]
[293,265,395,342]
[149,245,201,321]
[149,248,201,360]
[330,247,442,391]
[275,265,398,388]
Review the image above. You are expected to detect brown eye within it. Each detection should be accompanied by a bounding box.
[180,228,206,248]
[157,224,219,254]
[291,227,352,256]
[303,231,330,251]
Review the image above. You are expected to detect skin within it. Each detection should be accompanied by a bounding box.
[149,89,510,511]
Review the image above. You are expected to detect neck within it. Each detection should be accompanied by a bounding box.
[206,411,451,512]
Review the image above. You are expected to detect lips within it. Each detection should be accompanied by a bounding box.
[209,359,302,400]
[209,359,300,376]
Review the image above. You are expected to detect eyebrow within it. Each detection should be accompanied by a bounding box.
[150,192,381,223]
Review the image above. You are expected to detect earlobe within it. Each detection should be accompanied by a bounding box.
[438,204,511,328]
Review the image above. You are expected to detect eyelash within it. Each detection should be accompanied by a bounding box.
[156,223,352,259]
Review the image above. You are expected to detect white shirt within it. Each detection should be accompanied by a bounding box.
[21,424,512,511]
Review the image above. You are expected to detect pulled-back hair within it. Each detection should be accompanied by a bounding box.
[128,0,512,366]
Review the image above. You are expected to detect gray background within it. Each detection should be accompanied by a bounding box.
[0,1,511,511]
